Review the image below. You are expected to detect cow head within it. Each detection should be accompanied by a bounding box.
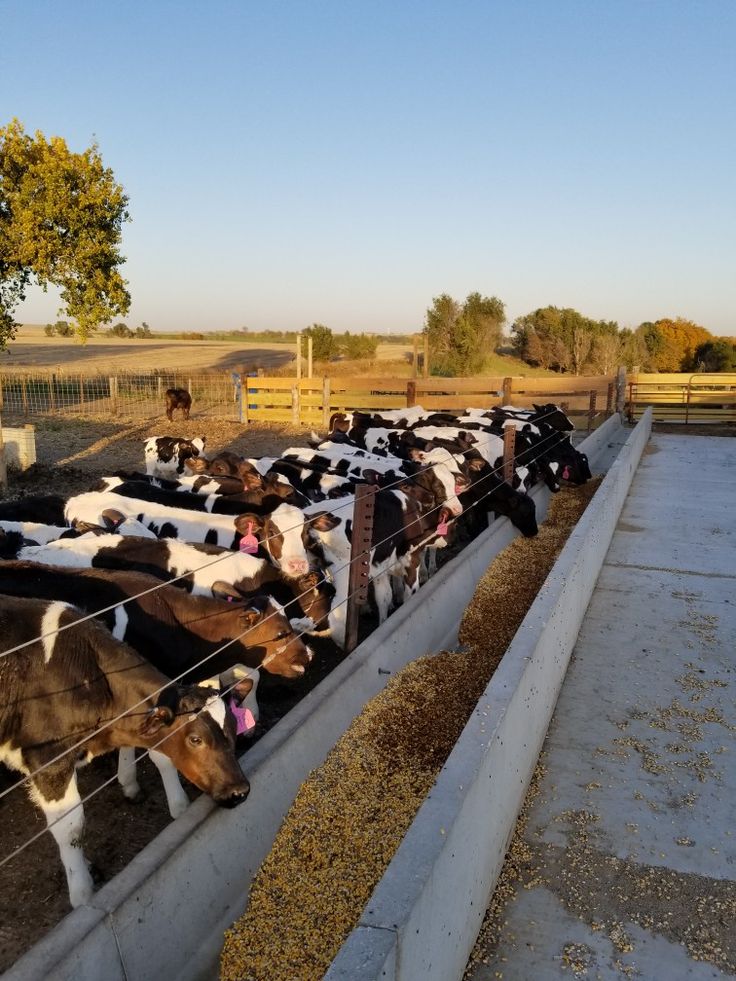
[137,685,249,807]
[208,588,314,677]
[532,403,575,432]
[234,504,312,578]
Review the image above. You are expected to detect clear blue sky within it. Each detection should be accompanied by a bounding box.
[3,0,735,335]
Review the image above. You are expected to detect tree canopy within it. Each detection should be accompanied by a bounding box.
[425,291,505,375]
[0,119,130,348]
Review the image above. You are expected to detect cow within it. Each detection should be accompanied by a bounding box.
[96,473,307,514]
[0,593,249,907]
[0,495,67,526]
[165,387,192,421]
[17,533,331,630]
[0,563,314,682]
[185,451,264,490]
[303,486,459,647]
[65,493,315,578]
[144,436,206,477]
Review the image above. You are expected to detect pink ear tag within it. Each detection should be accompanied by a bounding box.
[229,697,257,736]
[239,521,259,554]
[436,518,449,536]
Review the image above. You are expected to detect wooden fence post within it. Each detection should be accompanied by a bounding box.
[22,376,28,416]
[296,333,302,380]
[110,376,118,414]
[406,379,417,407]
[423,334,429,378]
[606,382,614,416]
[307,336,313,379]
[79,375,85,408]
[502,377,512,405]
[413,336,419,377]
[615,366,626,415]
[291,384,300,425]
[322,376,331,429]
[503,427,516,484]
[344,483,376,653]
[587,390,597,433]
[0,375,3,410]
[49,374,56,411]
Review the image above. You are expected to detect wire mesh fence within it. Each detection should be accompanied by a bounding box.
[0,370,242,421]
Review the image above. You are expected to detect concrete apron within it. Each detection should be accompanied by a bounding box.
[5,412,627,981]
[325,408,652,981]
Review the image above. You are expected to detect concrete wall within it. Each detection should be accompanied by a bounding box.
[5,413,626,981]
[1,425,36,470]
[325,409,652,981]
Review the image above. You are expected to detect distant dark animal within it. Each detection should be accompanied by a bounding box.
[144,436,206,477]
[0,495,67,526]
[0,594,249,908]
[165,387,192,421]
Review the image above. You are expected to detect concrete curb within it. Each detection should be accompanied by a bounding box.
[4,412,626,981]
[324,409,651,981]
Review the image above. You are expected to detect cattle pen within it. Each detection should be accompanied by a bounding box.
[1,407,734,981]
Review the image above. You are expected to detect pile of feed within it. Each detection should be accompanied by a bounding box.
[220,479,602,981]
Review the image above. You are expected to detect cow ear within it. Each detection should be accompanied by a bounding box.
[467,457,486,472]
[234,513,265,535]
[212,581,244,602]
[309,511,341,532]
[140,705,176,736]
[362,469,382,485]
[100,509,126,532]
[408,448,425,462]
[239,604,266,627]
[74,520,107,536]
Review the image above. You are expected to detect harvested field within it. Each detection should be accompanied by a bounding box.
[219,479,602,981]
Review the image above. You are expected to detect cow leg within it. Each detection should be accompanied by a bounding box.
[33,770,93,908]
[117,747,141,800]
[150,750,190,819]
[373,573,393,623]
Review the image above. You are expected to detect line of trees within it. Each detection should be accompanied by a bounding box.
[424,293,734,375]
[302,324,379,361]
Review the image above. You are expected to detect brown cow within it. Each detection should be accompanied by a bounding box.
[165,387,192,421]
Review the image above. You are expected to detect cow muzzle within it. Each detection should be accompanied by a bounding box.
[282,557,310,578]
[215,779,251,808]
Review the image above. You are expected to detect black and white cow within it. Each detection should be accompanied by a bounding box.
[144,436,206,477]
[0,594,249,907]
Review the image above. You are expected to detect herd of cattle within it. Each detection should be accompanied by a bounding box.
[0,402,591,909]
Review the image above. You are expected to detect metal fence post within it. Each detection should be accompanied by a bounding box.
[587,390,597,433]
[503,427,516,484]
[406,379,417,407]
[606,382,614,416]
[344,483,376,653]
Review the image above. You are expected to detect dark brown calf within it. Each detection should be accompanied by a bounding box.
[165,387,192,421]
[0,594,248,908]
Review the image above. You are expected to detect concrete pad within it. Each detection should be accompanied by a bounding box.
[469,431,736,979]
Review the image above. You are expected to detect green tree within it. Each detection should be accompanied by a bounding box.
[0,118,130,348]
[54,319,73,337]
[425,291,505,375]
[135,322,152,338]
[692,339,736,372]
[303,323,336,360]
[43,322,55,336]
[110,322,132,338]
[340,331,378,359]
